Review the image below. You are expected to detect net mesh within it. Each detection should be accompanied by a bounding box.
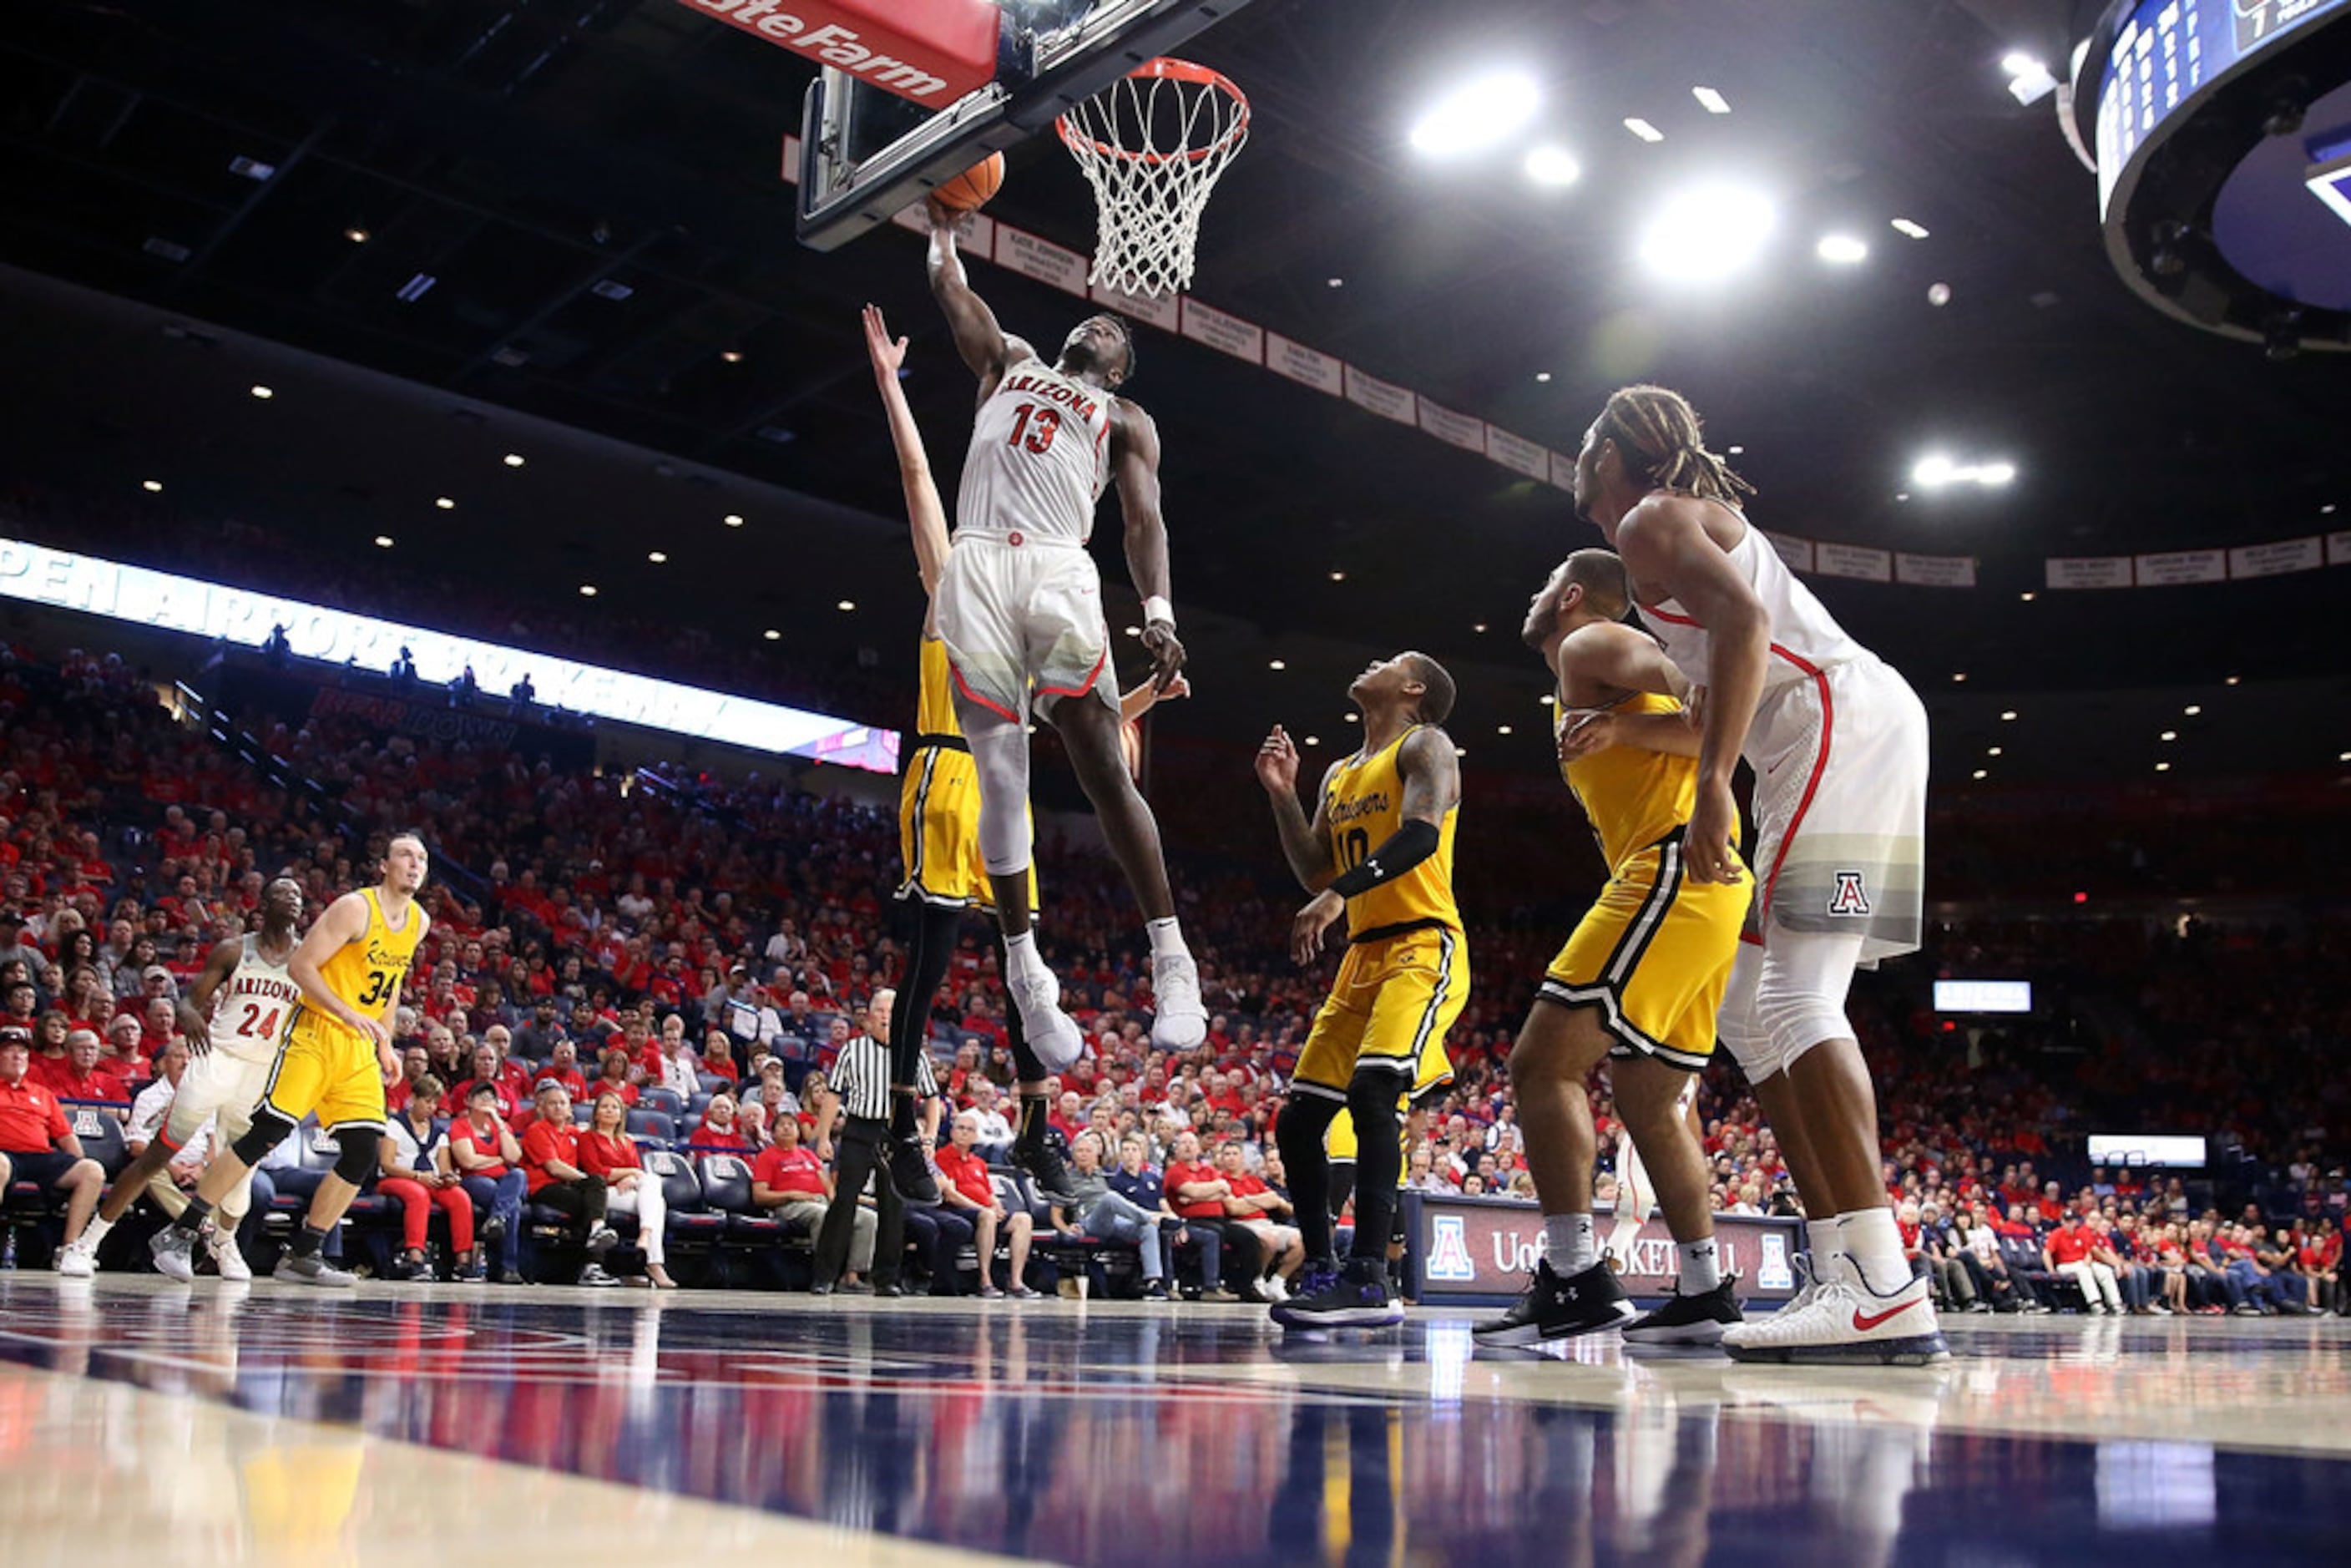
[1057,59,1249,300]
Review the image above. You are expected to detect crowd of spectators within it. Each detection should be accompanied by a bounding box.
[1,629,2345,1308]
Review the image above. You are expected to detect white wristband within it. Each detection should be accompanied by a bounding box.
[1143,595,1175,628]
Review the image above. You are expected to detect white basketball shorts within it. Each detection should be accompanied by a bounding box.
[162,1049,275,1153]
[1744,654,1927,964]
[933,533,1115,721]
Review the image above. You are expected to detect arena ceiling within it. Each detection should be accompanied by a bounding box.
[3,0,2348,784]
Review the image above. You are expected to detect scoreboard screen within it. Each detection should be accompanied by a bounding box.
[2096,0,2349,215]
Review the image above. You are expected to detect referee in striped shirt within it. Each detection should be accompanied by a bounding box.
[817,989,939,1294]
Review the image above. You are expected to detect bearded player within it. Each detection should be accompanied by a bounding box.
[1570,385,1943,1364]
[1257,652,1465,1328]
[925,204,1204,1072]
[153,834,429,1287]
[58,877,306,1279]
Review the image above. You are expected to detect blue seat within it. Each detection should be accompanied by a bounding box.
[645,1150,726,1245]
[699,1155,785,1243]
[624,1109,676,1143]
[639,1087,685,1117]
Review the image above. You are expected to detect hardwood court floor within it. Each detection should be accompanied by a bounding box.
[3,1276,2348,1565]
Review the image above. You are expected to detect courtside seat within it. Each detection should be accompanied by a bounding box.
[698,1154,787,1245]
[639,1087,685,1117]
[624,1109,676,1143]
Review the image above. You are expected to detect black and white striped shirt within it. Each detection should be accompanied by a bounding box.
[830,1032,938,1124]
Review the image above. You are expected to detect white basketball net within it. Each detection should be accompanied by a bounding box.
[1057,58,1249,300]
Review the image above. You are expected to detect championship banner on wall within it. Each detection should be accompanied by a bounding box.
[1404,1191,1802,1303]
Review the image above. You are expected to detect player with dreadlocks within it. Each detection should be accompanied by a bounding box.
[1562,384,1944,1365]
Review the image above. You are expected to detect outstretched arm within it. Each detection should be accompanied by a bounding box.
[1616,497,1767,885]
[863,304,950,597]
[1119,673,1188,724]
[925,205,1015,392]
[1256,729,1340,893]
[1111,402,1184,690]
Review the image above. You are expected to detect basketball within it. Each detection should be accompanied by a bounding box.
[933,152,1004,213]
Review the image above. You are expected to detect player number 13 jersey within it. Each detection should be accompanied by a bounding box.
[956,357,1112,544]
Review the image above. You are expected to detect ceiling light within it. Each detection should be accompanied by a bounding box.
[1890,217,1931,239]
[1692,86,1730,114]
[1497,725,1514,736]
[1624,118,1666,143]
[2159,730,2177,741]
[1408,71,1540,155]
[648,551,668,564]
[343,227,370,244]
[1303,736,1321,747]
[1524,145,1582,187]
[1816,233,1869,264]
[1987,746,2002,756]
[2020,591,2037,601]
[579,584,598,597]
[1268,659,1287,670]
[1973,768,1989,780]
[1534,372,1553,383]
[1329,570,1347,581]
[230,155,276,181]
[435,497,455,509]
[2323,503,2338,515]
[720,349,745,364]
[2341,751,2351,762]
[2226,675,2242,685]
[503,453,526,468]
[724,513,745,527]
[1345,713,1359,723]
[1639,185,1776,282]
[140,479,163,493]
[2155,761,2172,772]
[2003,54,2058,105]
[2183,705,2202,716]
[373,535,395,549]
[1896,493,1911,503]
[1473,623,1489,633]
[763,629,781,641]
[1327,277,1343,288]
[250,384,274,400]
[837,599,856,612]
[1912,454,2017,489]
[1539,695,1555,706]
[397,273,437,302]
[1727,444,1744,454]
[2000,710,2018,721]
[1952,672,1969,683]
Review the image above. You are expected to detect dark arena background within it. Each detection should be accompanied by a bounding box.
[2,2,2348,1564]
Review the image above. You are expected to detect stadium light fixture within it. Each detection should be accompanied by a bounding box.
[837,599,856,612]
[250,385,274,400]
[724,513,746,527]
[141,479,163,493]
[1692,86,1730,114]
[1524,145,1582,187]
[1408,71,1540,155]
[2003,53,2058,105]
[1890,217,1931,239]
[1817,233,1869,264]
[1640,185,1777,281]
[374,536,395,549]
[503,453,526,468]
[1912,454,2017,489]
[1623,118,1666,143]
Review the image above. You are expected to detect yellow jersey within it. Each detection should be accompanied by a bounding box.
[306,888,422,1040]
[1560,691,1696,871]
[1323,725,1460,939]
[913,635,963,746]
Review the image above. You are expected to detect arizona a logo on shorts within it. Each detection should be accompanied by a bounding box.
[1827,871,1871,917]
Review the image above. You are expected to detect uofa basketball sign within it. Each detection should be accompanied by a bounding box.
[679,0,1004,104]
[1406,1192,1804,1304]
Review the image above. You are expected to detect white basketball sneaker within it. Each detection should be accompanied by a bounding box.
[1722,1254,1949,1366]
[54,1235,97,1277]
[205,1224,253,1282]
[1150,952,1206,1050]
[1008,965,1085,1071]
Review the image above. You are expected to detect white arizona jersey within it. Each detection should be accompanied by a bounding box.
[210,933,304,1065]
[955,357,1113,544]
[1636,510,1873,746]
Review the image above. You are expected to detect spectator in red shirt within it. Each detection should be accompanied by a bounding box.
[453,1043,521,1126]
[579,1090,675,1288]
[934,1110,1034,1299]
[1216,1141,1304,1302]
[2298,1227,2341,1315]
[1164,1129,1267,1294]
[448,1081,528,1282]
[384,1044,432,1116]
[103,1010,145,1069]
[376,1076,481,1282]
[486,1024,533,1102]
[27,1010,72,1083]
[532,1039,589,1102]
[2045,1212,2121,1313]
[46,1029,129,1106]
[687,1091,752,1154]
[697,1029,741,1089]
[589,1046,640,1110]
[751,1115,875,1287]
[0,1031,106,1266]
[518,1083,621,1286]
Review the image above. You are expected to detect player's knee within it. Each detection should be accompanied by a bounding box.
[331,1126,383,1184]
[232,1107,296,1166]
[1342,1073,1400,1141]
[1753,977,1851,1078]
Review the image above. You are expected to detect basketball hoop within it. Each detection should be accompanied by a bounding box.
[1057,57,1249,300]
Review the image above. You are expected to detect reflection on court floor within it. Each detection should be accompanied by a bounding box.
[2,1277,2347,1565]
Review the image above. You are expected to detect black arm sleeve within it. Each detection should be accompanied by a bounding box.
[1327,818,1442,900]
